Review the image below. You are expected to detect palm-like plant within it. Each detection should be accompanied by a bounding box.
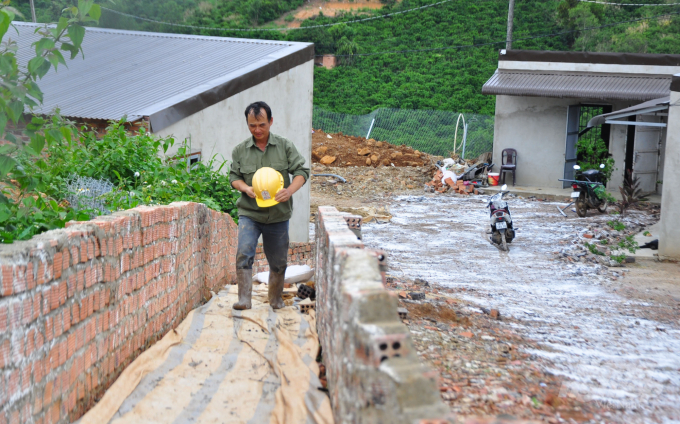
[618,170,642,216]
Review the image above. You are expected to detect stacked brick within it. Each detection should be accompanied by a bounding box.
[452,180,478,196]
[252,241,314,274]
[314,206,451,424]
[425,170,478,195]
[0,202,236,424]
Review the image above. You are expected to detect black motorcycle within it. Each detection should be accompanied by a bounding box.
[558,164,608,217]
[487,184,515,251]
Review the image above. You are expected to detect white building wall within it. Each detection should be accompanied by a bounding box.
[493,96,636,190]
[154,60,314,242]
[492,95,580,189]
[659,89,680,259]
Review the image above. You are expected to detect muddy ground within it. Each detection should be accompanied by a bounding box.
[310,180,680,424]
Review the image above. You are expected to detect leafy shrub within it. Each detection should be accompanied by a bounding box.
[618,235,638,254]
[607,219,625,232]
[0,195,91,243]
[23,119,240,220]
[0,2,102,243]
[610,253,626,264]
[585,242,604,256]
[8,118,240,243]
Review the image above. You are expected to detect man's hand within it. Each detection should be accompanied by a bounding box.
[232,180,256,198]
[274,175,306,203]
[274,188,292,203]
[244,186,256,199]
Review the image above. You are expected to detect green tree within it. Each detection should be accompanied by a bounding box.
[0,0,100,240]
[569,4,602,51]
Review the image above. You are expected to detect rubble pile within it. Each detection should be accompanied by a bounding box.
[425,169,479,195]
[554,204,660,267]
[311,129,439,167]
[384,276,619,423]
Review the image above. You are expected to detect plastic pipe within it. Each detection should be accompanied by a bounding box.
[312,174,347,183]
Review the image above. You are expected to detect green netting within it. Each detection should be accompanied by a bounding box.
[312,106,494,159]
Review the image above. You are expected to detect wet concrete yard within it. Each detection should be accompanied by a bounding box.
[361,194,680,423]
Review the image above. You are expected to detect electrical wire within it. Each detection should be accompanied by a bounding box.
[579,0,680,6]
[329,9,680,56]
[100,0,457,32]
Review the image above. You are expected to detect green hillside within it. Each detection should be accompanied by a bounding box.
[13,0,305,27]
[12,0,680,116]
[292,0,680,115]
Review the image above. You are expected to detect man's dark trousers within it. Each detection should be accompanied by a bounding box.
[235,216,289,274]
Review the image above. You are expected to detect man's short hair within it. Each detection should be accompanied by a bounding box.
[245,101,272,121]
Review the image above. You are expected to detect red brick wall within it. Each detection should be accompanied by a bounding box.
[0,202,237,424]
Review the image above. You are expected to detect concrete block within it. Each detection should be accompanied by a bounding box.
[315,206,450,424]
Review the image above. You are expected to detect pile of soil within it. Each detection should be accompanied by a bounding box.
[311,129,437,168]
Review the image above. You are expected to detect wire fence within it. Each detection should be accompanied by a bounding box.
[312,107,494,159]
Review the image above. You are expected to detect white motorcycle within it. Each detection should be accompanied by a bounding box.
[486,184,515,251]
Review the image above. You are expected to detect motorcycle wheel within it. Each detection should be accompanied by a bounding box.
[501,235,508,251]
[575,195,588,218]
[597,199,608,213]
[506,229,514,243]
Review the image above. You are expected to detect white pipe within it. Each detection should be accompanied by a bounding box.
[453,113,466,154]
[366,118,375,139]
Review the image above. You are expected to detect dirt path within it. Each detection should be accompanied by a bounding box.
[349,193,680,423]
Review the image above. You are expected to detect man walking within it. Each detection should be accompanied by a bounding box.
[229,101,310,310]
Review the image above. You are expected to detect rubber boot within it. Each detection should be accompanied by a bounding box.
[268,270,286,310]
[233,269,252,310]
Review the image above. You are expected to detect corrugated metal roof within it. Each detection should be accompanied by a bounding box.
[482,70,671,101]
[587,96,670,127]
[13,22,312,124]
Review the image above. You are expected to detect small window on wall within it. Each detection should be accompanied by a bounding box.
[187,151,201,170]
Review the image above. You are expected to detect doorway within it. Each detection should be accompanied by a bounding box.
[563,104,612,188]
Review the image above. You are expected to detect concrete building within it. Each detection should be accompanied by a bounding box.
[14,22,314,242]
[483,50,680,260]
[482,50,680,194]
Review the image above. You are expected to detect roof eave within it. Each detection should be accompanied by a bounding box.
[145,43,314,133]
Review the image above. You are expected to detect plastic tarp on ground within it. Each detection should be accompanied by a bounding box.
[79,285,333,424]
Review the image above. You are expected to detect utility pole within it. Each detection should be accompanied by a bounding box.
[506,0,515,50]
[29,0,37,23]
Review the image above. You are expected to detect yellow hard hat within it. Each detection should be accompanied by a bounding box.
[252,167,284,208]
